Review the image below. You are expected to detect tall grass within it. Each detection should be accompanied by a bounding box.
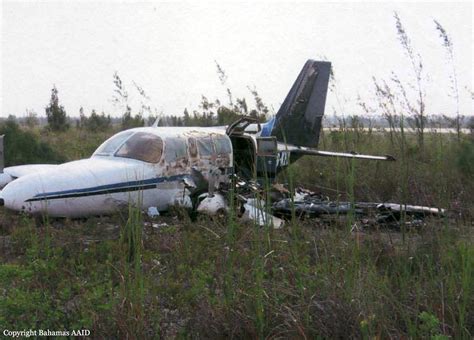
[0,125,472,337]
[117,202,145,337]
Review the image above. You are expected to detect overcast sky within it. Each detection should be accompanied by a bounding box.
[1,1,472,119]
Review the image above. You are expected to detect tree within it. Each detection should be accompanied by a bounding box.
[45,86,69,131]
[84,110,112,132]
[183,108,191,125]
[121,107,144,130]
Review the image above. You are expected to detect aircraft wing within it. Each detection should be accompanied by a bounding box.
[3,164,59,177]
[0,164,59,189]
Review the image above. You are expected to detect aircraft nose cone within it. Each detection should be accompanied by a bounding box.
[0,175,42,213]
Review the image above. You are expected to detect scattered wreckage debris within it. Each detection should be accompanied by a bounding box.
[191,174,446,229]
[272,194,445,220]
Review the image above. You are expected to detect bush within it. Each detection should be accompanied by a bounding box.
[0,119,65,166]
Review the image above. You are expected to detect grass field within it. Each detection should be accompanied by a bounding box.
[0,125,473,338]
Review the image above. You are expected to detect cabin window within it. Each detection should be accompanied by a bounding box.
[115,132,163,163]
[94,131,134,155]
[188,137,198,158]
[213,135,232,154]
[197,137,214,157]
[164,137,188,162]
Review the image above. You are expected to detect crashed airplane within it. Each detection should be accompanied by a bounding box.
[0,60,397,219]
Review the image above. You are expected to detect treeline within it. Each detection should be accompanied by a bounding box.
[6,81,269,133]
[6,79,472,134]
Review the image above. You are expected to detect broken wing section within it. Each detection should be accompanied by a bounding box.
[270,60,331,147]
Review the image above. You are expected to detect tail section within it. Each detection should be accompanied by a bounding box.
[268,60,331,147]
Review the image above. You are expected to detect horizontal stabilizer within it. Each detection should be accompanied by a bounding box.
[291,149,396,161]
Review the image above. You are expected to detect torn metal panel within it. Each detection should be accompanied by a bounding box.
[147,206,160,217]
[375,203,446,223]
[241,198,284,229]
[272,198,362,218]
[376,203,445,215]
[196,193,228,215]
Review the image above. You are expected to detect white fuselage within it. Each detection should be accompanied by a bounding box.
[0,126,233,217]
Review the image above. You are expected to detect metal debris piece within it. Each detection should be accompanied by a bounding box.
[241,198,285,229]
[147,206,160,217]
[271,190,445,225]
[272,198,361,218]
[375,203,445,223]
[196,193,228,215]
[192,173,445,229]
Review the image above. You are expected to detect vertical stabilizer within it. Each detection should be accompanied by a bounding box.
[272,60,331,147]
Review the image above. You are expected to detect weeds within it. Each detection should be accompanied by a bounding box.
[0,199,472,338]
[117,203,145,337]
[0,54,472,338]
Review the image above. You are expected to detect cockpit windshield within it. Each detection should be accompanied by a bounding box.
[94,131,134,156]
[93,131,163,163]
[115,132,163,163]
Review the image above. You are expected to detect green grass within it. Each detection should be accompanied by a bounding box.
[0,126,472,338]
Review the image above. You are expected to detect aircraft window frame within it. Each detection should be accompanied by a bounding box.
[94,131,134,156]
[213,135,232,155]
[164,137,188,163]
[196,137,215,157]
[114,132,164,163]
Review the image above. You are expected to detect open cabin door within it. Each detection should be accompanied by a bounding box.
[227,117,279,181]
[256,136,278,180]
[225,117,257,136]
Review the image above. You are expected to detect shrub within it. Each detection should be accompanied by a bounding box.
[0,119,65,166]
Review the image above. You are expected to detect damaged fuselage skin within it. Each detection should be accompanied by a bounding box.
[0,127,235,217]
